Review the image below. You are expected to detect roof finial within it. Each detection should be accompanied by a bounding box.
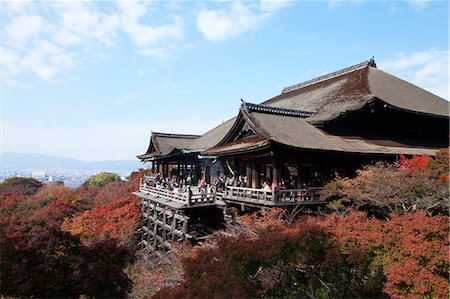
[368,56,377,68]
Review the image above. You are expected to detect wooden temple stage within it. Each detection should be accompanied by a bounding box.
[135,58,449,254]
[134,176,324,253]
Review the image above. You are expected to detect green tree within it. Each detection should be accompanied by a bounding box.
[83,172,122,187]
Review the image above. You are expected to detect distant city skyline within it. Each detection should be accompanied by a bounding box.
[2,1,448,161]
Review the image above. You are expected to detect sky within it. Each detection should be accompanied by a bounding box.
[1,0,448,161]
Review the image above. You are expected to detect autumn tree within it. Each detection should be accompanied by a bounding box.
[61,196,140,249]
[321,149,449,217]
[0,177,43,207]
[83,172,122,187]
[0,171,145,298]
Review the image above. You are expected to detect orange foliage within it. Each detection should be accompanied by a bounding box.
[61,197,140,247]
[156,210,449,299]
[398,154,431,171]
[312,211,449,299]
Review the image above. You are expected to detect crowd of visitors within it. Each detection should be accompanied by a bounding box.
[142,173,308,196]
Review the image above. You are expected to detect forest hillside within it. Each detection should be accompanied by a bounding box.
[1,150,448,298]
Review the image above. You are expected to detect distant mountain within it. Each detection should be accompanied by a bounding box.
[0,152,145,171]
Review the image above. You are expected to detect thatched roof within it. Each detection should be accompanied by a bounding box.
[137,132,200,160]
[137,118,237,161]
[263,60,449,124]
[138,58,447,160]
[187,117,237,152]
[205,103,439,156]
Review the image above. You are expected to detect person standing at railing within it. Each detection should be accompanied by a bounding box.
[215,176,224,192]
[199,180,207,199]
[261,182,271,200]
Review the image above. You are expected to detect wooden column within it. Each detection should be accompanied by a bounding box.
[171,214,176,242]
[162,208,167,242]
[165,163,169,178]
[151,162,155,173]
[152,204,158,249]
[251,162,259,188]
[260,161,265,185]
[156,162,160,175]
[296,162,302,189]
[246,164,252,188]
[272,160,281,188]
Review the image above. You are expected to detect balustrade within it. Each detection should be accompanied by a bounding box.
[139,176,322,207]
[223,186,322,205]
[139,181,216,207]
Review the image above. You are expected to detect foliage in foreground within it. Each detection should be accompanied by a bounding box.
[154,210,449,299]
[150,152,449,299]
[0,170,146,298]
[321,148,449,217]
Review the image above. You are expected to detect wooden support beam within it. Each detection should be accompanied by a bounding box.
[162,208,167,242]
[152,204,158,249]
[171,216,177,242]
[182,215,188,234]
[272,160,281,188]
[246,165,252,188]
[251,162,258,189]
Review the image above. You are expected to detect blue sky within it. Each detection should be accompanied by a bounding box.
[1,0,448,161]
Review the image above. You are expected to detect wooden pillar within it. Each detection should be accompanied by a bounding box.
[151,162,155,173]
[296,162,302,189]
[182,215,188,234]
[272,160,281,188]
[251,162,258,188]
[246,164,252,188]
[152,204,158,249]
[171,213,176,242]
[156,162,160,174]
[165,163,169,178]
[210,165,215,186]
[146,203,153,248]
[260,161,265,185]
[162,208,167,242]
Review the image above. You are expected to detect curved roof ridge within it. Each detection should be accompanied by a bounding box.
[242,101,313,118]
[152,132,201,139]
[282,57,376,94]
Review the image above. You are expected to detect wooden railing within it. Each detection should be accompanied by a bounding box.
[222,186,322,205]
[140,185,188,203]
[276,187,322,203]
[139,176,322,207]
[139,179,216,207]
[223,186,274,204]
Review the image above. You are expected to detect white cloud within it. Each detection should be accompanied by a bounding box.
[56,1,120,48]
[409,0,432,10]
[328,0,364,9]
[260,0,292,12]
[1,1,186,82]
[379,48,449,100]
[196,1,289,42]
[4,15,46,47]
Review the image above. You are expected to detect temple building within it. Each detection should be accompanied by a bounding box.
[134,58,449,253]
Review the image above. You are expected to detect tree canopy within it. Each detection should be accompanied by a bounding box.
[83,172,122,187]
